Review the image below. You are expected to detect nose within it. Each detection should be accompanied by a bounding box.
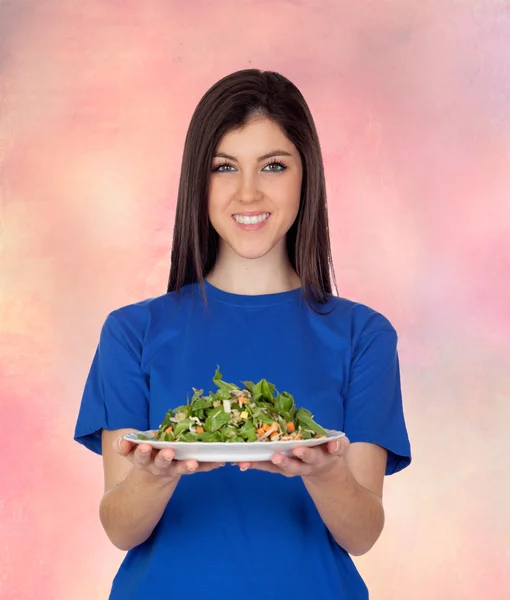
[237,173,263,204]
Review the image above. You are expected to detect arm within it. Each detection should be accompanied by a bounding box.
[301,440,387,556]
[303,326,409,554]
[238,327,410,554]
[99,428,223,551]
[239,438,387,556]
[99,429,180,551]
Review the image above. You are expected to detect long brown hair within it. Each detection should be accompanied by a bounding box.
[167,68,336,305]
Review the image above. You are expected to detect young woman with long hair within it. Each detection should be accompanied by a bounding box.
[75,69,411,599]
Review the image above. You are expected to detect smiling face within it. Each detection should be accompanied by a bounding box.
[208,116,303,262]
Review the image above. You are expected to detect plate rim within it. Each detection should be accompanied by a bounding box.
[124,429,345,448]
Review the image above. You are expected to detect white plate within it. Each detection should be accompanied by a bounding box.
[124,429,346,462]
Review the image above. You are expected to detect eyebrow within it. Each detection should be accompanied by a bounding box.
[213,150,294,162]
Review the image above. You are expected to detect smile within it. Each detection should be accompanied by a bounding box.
[232,213,270,225]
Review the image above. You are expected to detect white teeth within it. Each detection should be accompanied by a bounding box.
[233,213,269,225]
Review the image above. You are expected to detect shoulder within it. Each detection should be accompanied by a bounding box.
[320,294,398,342]
[103,284,198,343]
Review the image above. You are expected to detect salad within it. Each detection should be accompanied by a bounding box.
[138,367,328,443]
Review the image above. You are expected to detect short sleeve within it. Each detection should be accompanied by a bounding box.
[73,310,150,455]
[344,328,411,475]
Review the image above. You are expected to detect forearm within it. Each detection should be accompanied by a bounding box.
[303,460,385,556]
[99,467,180,551]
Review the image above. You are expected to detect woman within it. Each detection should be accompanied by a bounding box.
[74,69,411,599]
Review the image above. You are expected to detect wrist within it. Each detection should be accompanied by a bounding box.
[128,466,180,490]
[303,456,351,486]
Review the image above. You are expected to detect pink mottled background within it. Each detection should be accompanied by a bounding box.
[1,1,509,598]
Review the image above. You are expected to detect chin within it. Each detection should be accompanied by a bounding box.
[232,246,273,260]
[227,240,277,261]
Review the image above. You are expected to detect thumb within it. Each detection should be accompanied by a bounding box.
[114,436,134,456]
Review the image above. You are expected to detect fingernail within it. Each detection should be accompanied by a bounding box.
[334,441,340,452]
[140,447,150,454]
[240,466,248,472]
[273,457,282,465]
[163,455,173,461]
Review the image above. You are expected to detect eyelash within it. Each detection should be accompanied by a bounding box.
[212,160,288,173]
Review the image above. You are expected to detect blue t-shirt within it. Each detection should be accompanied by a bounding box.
[74,281,411,599]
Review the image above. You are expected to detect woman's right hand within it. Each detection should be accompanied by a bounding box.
[115,437,225,479]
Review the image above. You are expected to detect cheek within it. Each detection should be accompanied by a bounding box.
[278,181,301,222]
[207,186,223,223]
[208,180,235,216]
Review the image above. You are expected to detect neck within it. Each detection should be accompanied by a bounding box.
[206,240,301,296]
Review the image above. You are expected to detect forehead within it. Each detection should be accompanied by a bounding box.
[216,117,296,155]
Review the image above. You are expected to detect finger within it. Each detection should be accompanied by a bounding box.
[174,459,200,474]
[327,436,350,456]
[157,448,175,462]
[292,446,326,465]
[133,443,154,467]
[238,461,280,474]
[153,449,175,470]
[197,462,226,473]
[271,453,312,476]
[237,462,253,472]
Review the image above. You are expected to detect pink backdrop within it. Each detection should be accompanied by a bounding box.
[1,1,509,598]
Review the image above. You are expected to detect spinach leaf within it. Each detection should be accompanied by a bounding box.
[297,407,312,418]
[221,425,238,440]
[213,366,240,391]
[280,391,295,412]
[284,411,296,423]
[158,409,174,432]
[179,432,199,442]
[253,379,275,402]
[190,397,213,412]
[196,431,222,442]
[204,408,231,432]
[296,408,327,435]
[174,418,192,437]
[241,381,255,393]
[191,388,204,402]
[239,420,257,442]
[212,388,232,401]
[255,410,275,426]
[262,379,275,401]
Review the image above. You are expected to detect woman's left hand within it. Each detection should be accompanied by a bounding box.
[235,436,350,480]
